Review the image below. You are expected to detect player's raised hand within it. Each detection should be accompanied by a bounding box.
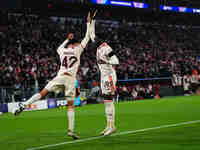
[68,33,74,40]
[92,10,98,20]
[87,11,91,23]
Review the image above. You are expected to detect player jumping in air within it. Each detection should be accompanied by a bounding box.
[90,13,119,136]
[12,12,93,139]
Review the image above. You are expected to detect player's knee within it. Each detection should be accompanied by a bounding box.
[68,100,74,106]
[40,89,49,99]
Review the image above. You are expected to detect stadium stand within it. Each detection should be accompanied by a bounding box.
[0,10,199,102]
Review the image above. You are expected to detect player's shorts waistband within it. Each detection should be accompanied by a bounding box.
[63,72,72,76]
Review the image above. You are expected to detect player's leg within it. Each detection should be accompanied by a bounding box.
[13,77,59,116]
[13,88,48,116]
[109,74,117,130]
[100,75,116,136]
[67,100,79,139]
[24,89,48,106]
[102,95,116,136]
[100,79,110,135]
[65,77,79,139]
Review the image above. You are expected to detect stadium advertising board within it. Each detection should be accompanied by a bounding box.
[47,99,57,109]
[8,100,48,112]
[197,56,200,61]
[160,5,200,14]
[91,0,200,13]
[57,100,68,106]
[0,104,8,113]
[25,100,48,111]
[91,0,148,8]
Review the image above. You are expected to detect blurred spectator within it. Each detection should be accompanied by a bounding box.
[0,12,200,102]
[87,81,101,103]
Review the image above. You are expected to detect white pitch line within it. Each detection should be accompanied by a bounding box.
[27,120,200,150]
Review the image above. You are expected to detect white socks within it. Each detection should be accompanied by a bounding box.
[105,101,115,128]
[24,93,41,107]
[68,107,75,132]
[111,102,115,128]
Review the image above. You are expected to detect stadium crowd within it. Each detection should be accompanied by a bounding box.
[0,12,200,102]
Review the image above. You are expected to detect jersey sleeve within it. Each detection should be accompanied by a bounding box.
[57,39,69,55]
[78,22,91,54]
[90,20,96,42]
[109,55,119,65]
[106,46,119,65]
[96,43,112,64]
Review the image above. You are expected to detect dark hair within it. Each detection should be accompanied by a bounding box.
[65,39,79,48]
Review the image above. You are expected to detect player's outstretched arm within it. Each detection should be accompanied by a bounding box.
[80,12,91,49]
[90,20,95,42]
[57,33,74,53]
[97,54,119,65]
[90,10,97,42]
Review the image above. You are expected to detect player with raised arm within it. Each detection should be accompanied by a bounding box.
[12,12,93,139]
[90,13,119,136]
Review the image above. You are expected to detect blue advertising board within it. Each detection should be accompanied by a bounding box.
[91,0,148,8]
[0,103,8,113]
[47,99,57,109]
[160,5,200,14]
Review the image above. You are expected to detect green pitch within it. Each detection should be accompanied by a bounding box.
[1,95,200,150]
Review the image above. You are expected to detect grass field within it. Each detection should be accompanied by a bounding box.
[0,95,200,150]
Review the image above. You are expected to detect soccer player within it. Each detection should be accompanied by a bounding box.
[90,16,119,136]
[12,12,93,139]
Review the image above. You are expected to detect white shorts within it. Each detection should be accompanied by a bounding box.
[45,75,75,100]
[101,72,117,95]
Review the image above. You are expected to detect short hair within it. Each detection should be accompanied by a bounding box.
[65,39,79,48]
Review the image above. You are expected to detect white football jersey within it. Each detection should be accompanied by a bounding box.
[57,43,83,77]
[56,23,90,77]
[96,42,115,77]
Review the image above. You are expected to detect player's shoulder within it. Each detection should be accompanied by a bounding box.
[57,47,65,54]
[98,42,108,49]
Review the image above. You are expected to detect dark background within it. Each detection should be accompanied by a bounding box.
[1,0,200,10]
[1,0,200,25]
